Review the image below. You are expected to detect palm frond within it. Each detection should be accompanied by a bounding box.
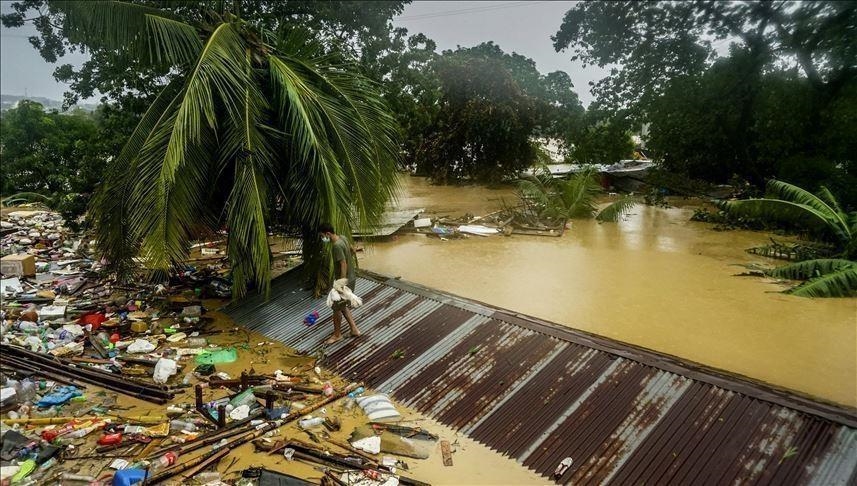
[1,192,51,206]
[89,78,183,278]
[720,199,849,242]
[765,180,850,240]
[52,1,202,67]
[785,265,857,298]
[560,168,600,219]
[516,176,552,207]
[222,49,277,299]
[127,22,249,270]
[766,258,856,280]
[268,53,400,239]
[816,186,844,215]
[596,195,637,222]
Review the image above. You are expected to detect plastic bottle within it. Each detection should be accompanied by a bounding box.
[347,386,365,399]
[182,373,193,385]
[148,451,179,475]
[211,438,228,451]
[186,337,207,348]
[17,379,36,403]
[16,321,40,333]
[298,417,324,429]
[196,472,221,484]
[228,388,257,408]
[170,419,198,432]
[65,425,98,439]
[41,421,77,442]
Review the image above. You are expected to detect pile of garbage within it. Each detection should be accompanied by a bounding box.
[1,209,434,486]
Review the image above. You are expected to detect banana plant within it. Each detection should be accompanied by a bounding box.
[721,180,857,297]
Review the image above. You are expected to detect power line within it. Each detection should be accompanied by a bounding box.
[396,1,552,22]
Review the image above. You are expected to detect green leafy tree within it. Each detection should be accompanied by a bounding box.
[452,42,585,145]
[12,1,401,298]
[360,30,441,163]
[570,108,634,165]
[553,1,856,117]
[414,47,538,183]
[555,1,857,205]
[1,1,409,108]
[721,180,857,297]
[0,100,109,226]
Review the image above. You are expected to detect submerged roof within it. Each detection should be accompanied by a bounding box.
[225,270,857,485]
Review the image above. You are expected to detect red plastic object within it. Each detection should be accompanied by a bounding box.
[97,433,122,446]
[109,333,120,343]
[79,313,107,331]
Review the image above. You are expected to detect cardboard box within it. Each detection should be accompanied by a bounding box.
[0,254,36,277]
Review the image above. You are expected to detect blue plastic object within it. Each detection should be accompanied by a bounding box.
[303,311,320,326]
[36,386,82,407]
[113,468,147,486]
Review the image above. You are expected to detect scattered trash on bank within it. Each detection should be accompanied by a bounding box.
[1,208,435,485]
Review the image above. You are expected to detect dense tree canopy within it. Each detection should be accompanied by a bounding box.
[414,46,537,183]
[413,43,588,182]
[0,101,113,225]
[1,1,409,107]
[554,1,857,207]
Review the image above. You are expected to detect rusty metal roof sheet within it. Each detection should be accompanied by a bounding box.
[225,270,857,485]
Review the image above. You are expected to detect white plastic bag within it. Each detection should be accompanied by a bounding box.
[152,358,177,384]
[350,435,381,454]
[341,286,363,308]
[325,288,342,308]
[229,404,250,420]
[127,339,156,354]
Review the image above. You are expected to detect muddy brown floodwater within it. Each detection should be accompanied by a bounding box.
[361,176,857,408]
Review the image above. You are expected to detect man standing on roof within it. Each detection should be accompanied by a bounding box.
[319,223,360,344]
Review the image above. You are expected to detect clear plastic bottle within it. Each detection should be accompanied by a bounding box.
[185,337,207,348]
[228,388,257,408]
[17,379,36,403]
[298,416,324,429]
[169,419,198,432]
[16,321,40,333]
[65,425,98,439]
[148,451,179,475]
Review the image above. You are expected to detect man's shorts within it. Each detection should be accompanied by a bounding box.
[332,279,358,312]
[332,300,350,312]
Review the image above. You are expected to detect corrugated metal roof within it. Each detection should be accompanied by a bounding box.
[225,270,857,485]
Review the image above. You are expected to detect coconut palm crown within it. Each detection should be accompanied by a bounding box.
[56,1,400,298]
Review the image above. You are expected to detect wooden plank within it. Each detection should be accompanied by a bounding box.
[440,440,453,466]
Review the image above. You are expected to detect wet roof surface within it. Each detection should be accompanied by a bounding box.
[226,270,857,485]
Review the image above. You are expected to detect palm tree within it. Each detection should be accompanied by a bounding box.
[52,1,400,298]
[517,165,637,223]
[721,180,857,297]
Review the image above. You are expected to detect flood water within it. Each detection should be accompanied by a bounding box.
[360,176,857,408]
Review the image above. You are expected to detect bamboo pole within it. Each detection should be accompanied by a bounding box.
[145,383,363,485]
[1,415,168,426]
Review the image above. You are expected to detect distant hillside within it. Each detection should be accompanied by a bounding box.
[0,94,98,112]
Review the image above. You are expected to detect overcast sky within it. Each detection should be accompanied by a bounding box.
[0,1,605,105]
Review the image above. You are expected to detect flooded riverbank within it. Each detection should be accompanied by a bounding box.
[361,177,857,408]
